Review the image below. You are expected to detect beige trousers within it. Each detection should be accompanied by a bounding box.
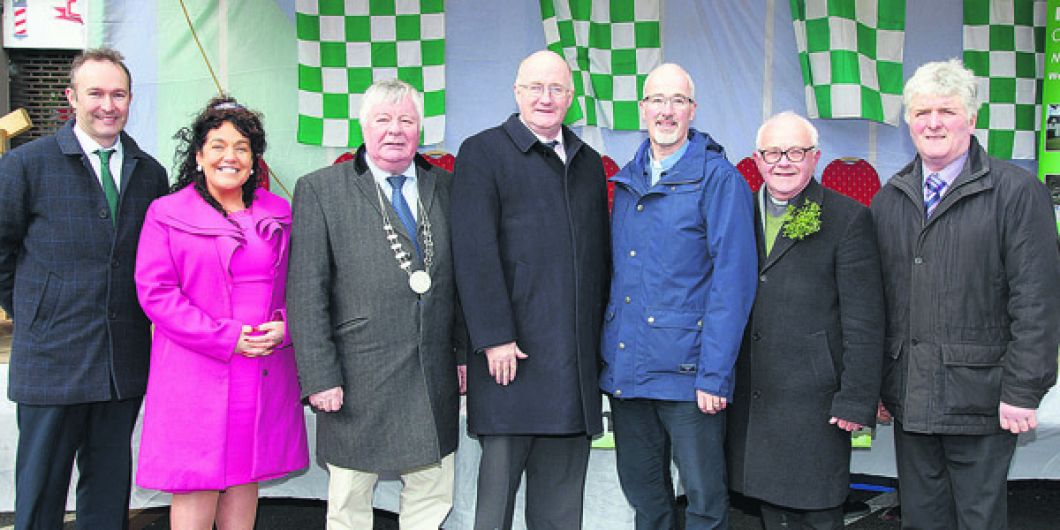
[326,453,455,529]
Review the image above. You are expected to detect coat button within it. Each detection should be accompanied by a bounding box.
[636,204,644,212]
[697,320,703,328]
[914,257,923,264]
[752,333,761,341]
[911,338,920,346]
[629,250,637,257]
[111,260,119,269]
[759,274,767,282]
[647,316,655,324]
[624,296,631,304]
[615,389,623,397]
[752,390,762,399]
[98,209,109,219]
[108,311,117,320]
[618,342,626,349]
[262,369,269,376]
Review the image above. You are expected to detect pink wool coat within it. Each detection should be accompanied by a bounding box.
[134,186,308,491]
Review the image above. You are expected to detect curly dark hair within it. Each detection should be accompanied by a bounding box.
[171,95,266,215]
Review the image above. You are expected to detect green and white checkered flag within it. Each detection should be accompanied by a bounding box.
[540,0,661,130]
[963,0,1045,160]
[296,0,446,147]
[790,0,906,126]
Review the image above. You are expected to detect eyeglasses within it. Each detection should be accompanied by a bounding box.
[757,146,816,164]
[519,84,570,98]
[642,94,694,110]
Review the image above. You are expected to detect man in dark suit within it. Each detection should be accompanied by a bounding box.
[450,50,610,530]
[727,111,885,529]
[0,48,168,529]
[872,59,1060,530]
[288,79,466,529]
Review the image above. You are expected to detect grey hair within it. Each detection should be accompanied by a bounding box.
[902,59,979,123]
[755,111,819,149]
[358,78,424,130]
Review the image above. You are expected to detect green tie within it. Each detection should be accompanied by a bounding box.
[95,149,119,225]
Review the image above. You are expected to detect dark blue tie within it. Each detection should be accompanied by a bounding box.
[387,176,421,258]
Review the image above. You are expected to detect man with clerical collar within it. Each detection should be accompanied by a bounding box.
[0,47,169,528]
[288,78,467,529]
[871,59,1060,529]
[727,111,885,529]
[451,50,610,529]
[600,62,757,529]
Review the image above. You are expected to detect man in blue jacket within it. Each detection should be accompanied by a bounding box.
[0,48,168,528]
[601,63,757,529]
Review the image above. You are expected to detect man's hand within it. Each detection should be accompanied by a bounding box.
[696,390,727,415]
[309,387,344,412]
[457,365,468,395]
[484,341,528,386]
[830,417,863,432]
[876,401,892,424]
[999,401,1038,434]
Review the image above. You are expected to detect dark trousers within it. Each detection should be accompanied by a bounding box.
[893,421,1017,530]
[15,398,143,530]
[610,397,728,530]
[759,501,843,530]
[473,434,590,530]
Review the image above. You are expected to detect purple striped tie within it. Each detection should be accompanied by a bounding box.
[924,173,946,217]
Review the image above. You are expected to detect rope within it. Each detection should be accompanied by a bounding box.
[177,0,291,198]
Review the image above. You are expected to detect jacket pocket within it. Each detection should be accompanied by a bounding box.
[806,330,838,392]
[880,337,904,406]
[643,308,702,374]
[600,304,618,365]
[941,343,1004,415]
[29,272,62,337]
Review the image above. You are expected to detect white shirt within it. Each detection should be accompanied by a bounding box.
[518,115,567,163]
[365,155,419,221]
[72,123,123,192]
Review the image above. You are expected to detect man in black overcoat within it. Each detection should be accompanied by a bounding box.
[450,50,610,530]
[727,112,885,529]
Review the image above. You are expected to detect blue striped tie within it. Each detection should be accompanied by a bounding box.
[924,173,946,218]
[387,176,421,258]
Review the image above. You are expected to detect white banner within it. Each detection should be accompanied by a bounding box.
[3,0,87,49]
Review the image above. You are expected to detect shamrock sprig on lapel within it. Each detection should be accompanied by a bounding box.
[781,200,821,241]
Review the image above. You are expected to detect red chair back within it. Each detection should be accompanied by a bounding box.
[601,155,621,212]
[736,156,764,193]
[423,151,456,172]
[333,151,355,165]
[821,158,880,206]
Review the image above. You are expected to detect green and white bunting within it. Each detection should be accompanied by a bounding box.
[790,0,906,126]
[963,0,1045,160]
[296,0,446,147]
[540,0,661,130]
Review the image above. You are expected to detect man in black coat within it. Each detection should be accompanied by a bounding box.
[727,112,884,529]
[0,48,169,529]
[450,50,610,530]
[871,59,1060,530]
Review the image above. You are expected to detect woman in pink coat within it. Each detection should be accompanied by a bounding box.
[134,97,308,529]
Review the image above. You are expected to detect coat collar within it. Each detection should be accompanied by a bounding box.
[345,145,438,253]
[155,185,291,238]
[501,113,585,162]
[611,128,727,194]
[889,136,992,226]
[757,178,824,273]
[57,119,148,192]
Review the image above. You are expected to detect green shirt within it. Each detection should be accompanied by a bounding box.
[764,208,785,255]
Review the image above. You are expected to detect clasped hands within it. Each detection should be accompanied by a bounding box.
[235,321,285,358]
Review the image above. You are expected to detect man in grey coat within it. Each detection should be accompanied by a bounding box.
[451,50,610,530]
[872,59,1060,529]
[288,79,467,529]
[727,112,884,529]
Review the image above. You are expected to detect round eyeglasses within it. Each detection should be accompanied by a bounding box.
[757,146,816,164]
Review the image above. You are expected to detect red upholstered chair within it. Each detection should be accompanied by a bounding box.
[256,159,270,190]
[601,155,621,212]
[423,150,456,172]
[821,158,881,207]
[333,151,355,165]
[736,156,764,193]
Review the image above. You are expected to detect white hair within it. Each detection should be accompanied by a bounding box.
[358,78,424,130]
